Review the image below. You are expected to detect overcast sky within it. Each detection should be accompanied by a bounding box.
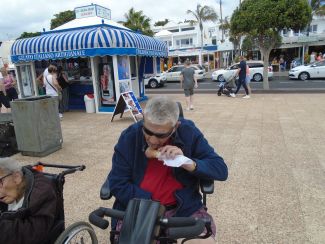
[0,0,239,41]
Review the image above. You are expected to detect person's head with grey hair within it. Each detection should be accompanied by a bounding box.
[0,158,22,174]
[0,158,25,204]
[144,96,179,126]
[142,96,180,150]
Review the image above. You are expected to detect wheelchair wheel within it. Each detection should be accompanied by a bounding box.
[54,221,98,244]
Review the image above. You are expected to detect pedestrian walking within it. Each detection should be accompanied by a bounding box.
[57,66,70,113]
[180,59,198,110]
[310,52,316,63]
[234,56,250,98]
[0,72,11,113]
[245,63,252,96]
[0,67,18,102]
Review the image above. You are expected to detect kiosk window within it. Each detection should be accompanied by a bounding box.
[98,56,115,106]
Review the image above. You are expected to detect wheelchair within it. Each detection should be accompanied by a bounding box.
[25,162,95,244]
[97,179,214,244]
[56,101,215,243]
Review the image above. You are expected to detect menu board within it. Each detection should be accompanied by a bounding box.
[111,91,143,122]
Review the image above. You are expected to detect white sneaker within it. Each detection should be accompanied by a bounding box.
[230,93,236,98]
[59,113,63,118]
[243,95,250,99]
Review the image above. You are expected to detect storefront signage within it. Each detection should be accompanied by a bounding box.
[96,5,111,20]
[15,50,87,62]
[75,4,111,20]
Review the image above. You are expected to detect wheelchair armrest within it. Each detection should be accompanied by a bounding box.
[100,180,112,200]
[200,179,214,194]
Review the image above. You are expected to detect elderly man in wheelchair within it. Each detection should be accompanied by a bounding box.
[98,96,228,244]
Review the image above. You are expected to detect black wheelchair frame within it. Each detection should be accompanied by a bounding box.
[89,198,213,244]
[27,162,86,243]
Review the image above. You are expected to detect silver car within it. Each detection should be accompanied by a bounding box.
[289,60,325,80]
[144,74,166,88]
[162,65,206,82]
[212,61,273,82]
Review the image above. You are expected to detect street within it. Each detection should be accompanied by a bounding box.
[148,76,325,94]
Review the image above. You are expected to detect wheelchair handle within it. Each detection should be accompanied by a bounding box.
[34,162,85,176]
[165,218,206,240]
[89,207,124,230]
[160,217,198,227]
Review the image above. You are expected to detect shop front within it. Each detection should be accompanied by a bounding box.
[168,45,218,69]
[10,4,167,113]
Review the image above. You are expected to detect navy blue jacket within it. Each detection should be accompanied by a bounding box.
[239,60,247,80]
[107,118,228,218]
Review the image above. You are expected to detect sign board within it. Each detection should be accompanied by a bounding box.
[96,5,111,20]
[75,4,111,20]
[111,91,143,122]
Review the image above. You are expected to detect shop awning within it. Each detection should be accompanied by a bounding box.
[11,25,168,63]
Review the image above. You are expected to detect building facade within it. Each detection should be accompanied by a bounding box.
[154,15,325,71]
[153,22,217,70]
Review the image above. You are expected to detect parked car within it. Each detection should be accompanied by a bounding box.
[289,60,325,80]
[161,65,206,82]
[144,73,166,88]
[212,61,273,82]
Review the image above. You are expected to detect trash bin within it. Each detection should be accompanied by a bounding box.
[84,94,96,113]
[10,96,63,157]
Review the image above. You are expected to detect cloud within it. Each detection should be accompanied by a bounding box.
[0,0,239,40]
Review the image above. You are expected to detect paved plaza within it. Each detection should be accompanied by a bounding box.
[12,93,325,244]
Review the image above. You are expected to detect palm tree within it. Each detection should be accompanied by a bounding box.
[124,8,153,36]
[186,4,218,65]
[310,0,325,16]
[219,0,224,42]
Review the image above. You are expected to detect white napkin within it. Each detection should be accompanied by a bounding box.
[159,155,193,167]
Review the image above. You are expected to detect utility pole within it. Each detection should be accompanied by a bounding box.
[219,0,224,42]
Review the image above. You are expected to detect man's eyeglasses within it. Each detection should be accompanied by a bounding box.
[142,126,175,139]
[0,173,12,187]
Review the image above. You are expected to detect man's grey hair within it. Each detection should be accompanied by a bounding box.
[0,158,22,174]
[144,96,180,126]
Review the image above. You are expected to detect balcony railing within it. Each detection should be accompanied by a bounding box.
[282,32,325,44]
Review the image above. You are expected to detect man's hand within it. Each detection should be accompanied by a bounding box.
[181,161,197,172]
[158,145,183,160]
[194,83,198,88]
[145,147,160,159]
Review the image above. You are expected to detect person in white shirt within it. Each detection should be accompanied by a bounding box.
[44,65,63,118]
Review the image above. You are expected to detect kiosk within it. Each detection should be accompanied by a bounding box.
[10,4,167,113]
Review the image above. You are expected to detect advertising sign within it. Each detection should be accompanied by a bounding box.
[75,5,96,19]
[75,4,111,20]
[111,91,143,122]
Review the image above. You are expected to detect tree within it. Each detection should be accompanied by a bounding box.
[186,4,218,65]
[310,0,325,16]
[219,0,224,42]
[154,19,169,27]
[219,16,230,43]
[241,36,254,54]
[17,32,41,39]
[124,8,153,36]
[50,10,75,30]
[230,0,312,89]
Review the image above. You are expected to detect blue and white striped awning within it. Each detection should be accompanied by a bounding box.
[11,25,168,63]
